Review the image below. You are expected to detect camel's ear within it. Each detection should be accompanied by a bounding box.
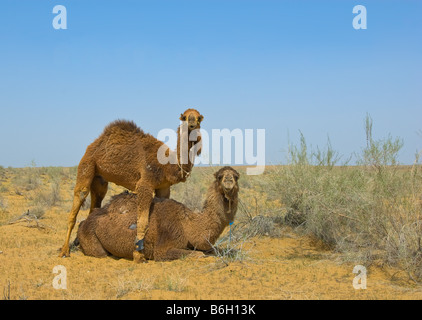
[233,171,240,181]
[180,114,187,121]
[214,171,223,180]
[198,115,204,123]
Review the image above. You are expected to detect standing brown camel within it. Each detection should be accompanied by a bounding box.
[59,108,204,262]
[76,167,239,261]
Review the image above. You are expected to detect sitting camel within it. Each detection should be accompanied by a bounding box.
[76,166,239,261]
[59,109,204,262]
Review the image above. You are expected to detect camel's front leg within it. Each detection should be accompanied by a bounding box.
[133,182,154,263]
[161,248,206,261]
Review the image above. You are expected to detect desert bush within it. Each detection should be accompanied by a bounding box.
[171,166,212,211]
[28,206,46,219]
[0,183,8,193]
[11,161,42,192]
[262,115,422,280]
[8,162,65,209]
[358,114,404,170]
[209,231,250,266]
[0,195,8,225]
[234,198,283,239]
[9,164,71,199]
[0,195,7,211]
[39,166,76,183]
[27,177,61,209]
[0,165,5,180]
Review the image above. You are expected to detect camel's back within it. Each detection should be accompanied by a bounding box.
[103,120,143,135]
[84,120,165,190]
[94,120,148,149]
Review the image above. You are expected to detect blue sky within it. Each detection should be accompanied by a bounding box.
[0,0,421,167]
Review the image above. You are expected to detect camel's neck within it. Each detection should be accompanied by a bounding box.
[175,123,201,176]
[140,122,201,182]
[188,184,238,247]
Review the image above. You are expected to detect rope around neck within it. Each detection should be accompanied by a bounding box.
[224,193,232,214]
[177,158,190,178]
[177,124,193,179]
[229,220,234,245]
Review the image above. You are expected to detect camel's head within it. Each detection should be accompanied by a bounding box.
[214,166,240,198]
[180,108,204,131]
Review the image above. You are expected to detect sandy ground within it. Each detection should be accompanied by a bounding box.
[1,169,422,300]
[1,210,422,300]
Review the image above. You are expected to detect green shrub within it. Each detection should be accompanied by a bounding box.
[262,115,422,280]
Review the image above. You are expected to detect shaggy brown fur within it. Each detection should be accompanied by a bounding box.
[59,109,204,261]
[76,167,239,261]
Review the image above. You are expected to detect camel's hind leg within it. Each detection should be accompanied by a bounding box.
[77,220,109,258]
[59,160,96,257]
[90,175,108,212]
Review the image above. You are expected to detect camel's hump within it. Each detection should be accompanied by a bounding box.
[102,119,145,136]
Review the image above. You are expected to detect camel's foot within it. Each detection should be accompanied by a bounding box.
[133,250,147,263]
[58,245,70,258]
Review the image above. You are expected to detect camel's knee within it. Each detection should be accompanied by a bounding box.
[136,194,152,217]
[78,188,90,202]
[67,189,89,226]
[67,213,78,228]
[135,188,154,218]
[135,182,154,197]
[136,184,155,209]
[134,183,154,241]
[70,188,89,213]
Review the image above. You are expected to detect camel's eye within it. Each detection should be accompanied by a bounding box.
[181,116,187,121]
